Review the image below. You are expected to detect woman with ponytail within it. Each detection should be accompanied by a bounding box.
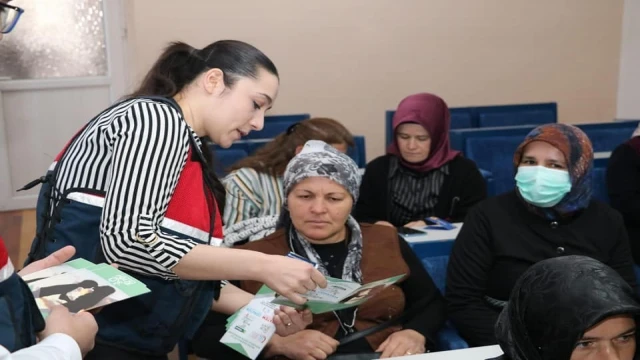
[23,40,327,359]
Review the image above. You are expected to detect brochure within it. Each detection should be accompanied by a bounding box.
[26,260,150,318]
[271,274,405,314]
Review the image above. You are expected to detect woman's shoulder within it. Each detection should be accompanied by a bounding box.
[112,97,187,129]
[448,154,481,172]
[224,167,274,184]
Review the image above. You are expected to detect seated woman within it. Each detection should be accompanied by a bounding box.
[193,140,446,359]
[446,123,638,347]
[354,93,486,228]
[223,117,354,245]
[607,123,640,264]
[492,256,640,360]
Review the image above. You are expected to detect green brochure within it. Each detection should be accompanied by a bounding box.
[27,261,150,318]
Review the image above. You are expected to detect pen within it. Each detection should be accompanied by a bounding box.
[287,252,318,269]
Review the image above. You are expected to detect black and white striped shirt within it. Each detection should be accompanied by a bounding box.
[388,157,449,226]
[52,98,202,279]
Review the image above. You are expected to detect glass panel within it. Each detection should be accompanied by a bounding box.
[0,0,107,80]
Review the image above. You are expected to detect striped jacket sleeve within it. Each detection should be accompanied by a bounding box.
[222,168,262,227]
[99,101,197,279]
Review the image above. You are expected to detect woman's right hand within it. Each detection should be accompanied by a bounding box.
[265,330,339,360]
[261,255,327,305]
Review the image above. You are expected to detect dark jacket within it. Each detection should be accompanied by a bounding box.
[446,191,638,347]
[607,141,640,264]
[354,155,486,226]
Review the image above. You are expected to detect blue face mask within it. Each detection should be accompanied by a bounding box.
[515,166,572,208]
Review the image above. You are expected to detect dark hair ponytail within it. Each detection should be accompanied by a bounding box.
[128,40,278,217]
[129,40,278,98]
[129,42,200,98]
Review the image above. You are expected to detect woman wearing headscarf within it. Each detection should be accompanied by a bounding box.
[446,123,637,347]
[492,256,640,360]
[191,140,446,359]
[354,93,486,228]
[607,123,640,264]
[223,117,354,245]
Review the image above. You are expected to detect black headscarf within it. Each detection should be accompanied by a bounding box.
[493,255,640,360]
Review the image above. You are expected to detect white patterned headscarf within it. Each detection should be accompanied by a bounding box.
[283,140,361,202]
[282,140,364,283]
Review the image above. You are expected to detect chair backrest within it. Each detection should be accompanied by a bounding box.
[209,147,248,176]
[450,125,535,152]
[244,121,295,140]
[576,121,640,152]
[346,136,367,168]
[243,114,311,140]
[450,110,474,129]
[264,113,310,123]
[478,109,555,128]
[476,103,557,128]
[591,166,609,203]
[450,125,536,195]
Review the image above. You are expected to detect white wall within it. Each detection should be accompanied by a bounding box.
[617,0,640,119]
[126,0,625,159]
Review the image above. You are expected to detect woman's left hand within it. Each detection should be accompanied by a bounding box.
[404,220,427,229]
[376,329,426,358]
[273,306,313,337]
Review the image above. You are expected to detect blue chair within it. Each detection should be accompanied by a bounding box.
[475,103,556,128]
[591,166,609,203]
[455,126,537,196]
[479,168,495,196]
[420,256,469,350]
[265,113,310,123]
[577,121,640,152]
[244,121,296,140]
[245,139,271,154]
[449,125,535,153]
[211,148,249,176]
[478,109,555,128]
[347,136,367,168]
[450,110,474,129]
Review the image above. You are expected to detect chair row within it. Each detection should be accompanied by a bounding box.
[385,102,557,145]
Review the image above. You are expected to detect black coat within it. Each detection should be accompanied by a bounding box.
[354,155,486,225]
[446,191,638,347]
[607,141,640,264]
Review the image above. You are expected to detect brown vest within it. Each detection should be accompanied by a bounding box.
[238,223,410,350]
